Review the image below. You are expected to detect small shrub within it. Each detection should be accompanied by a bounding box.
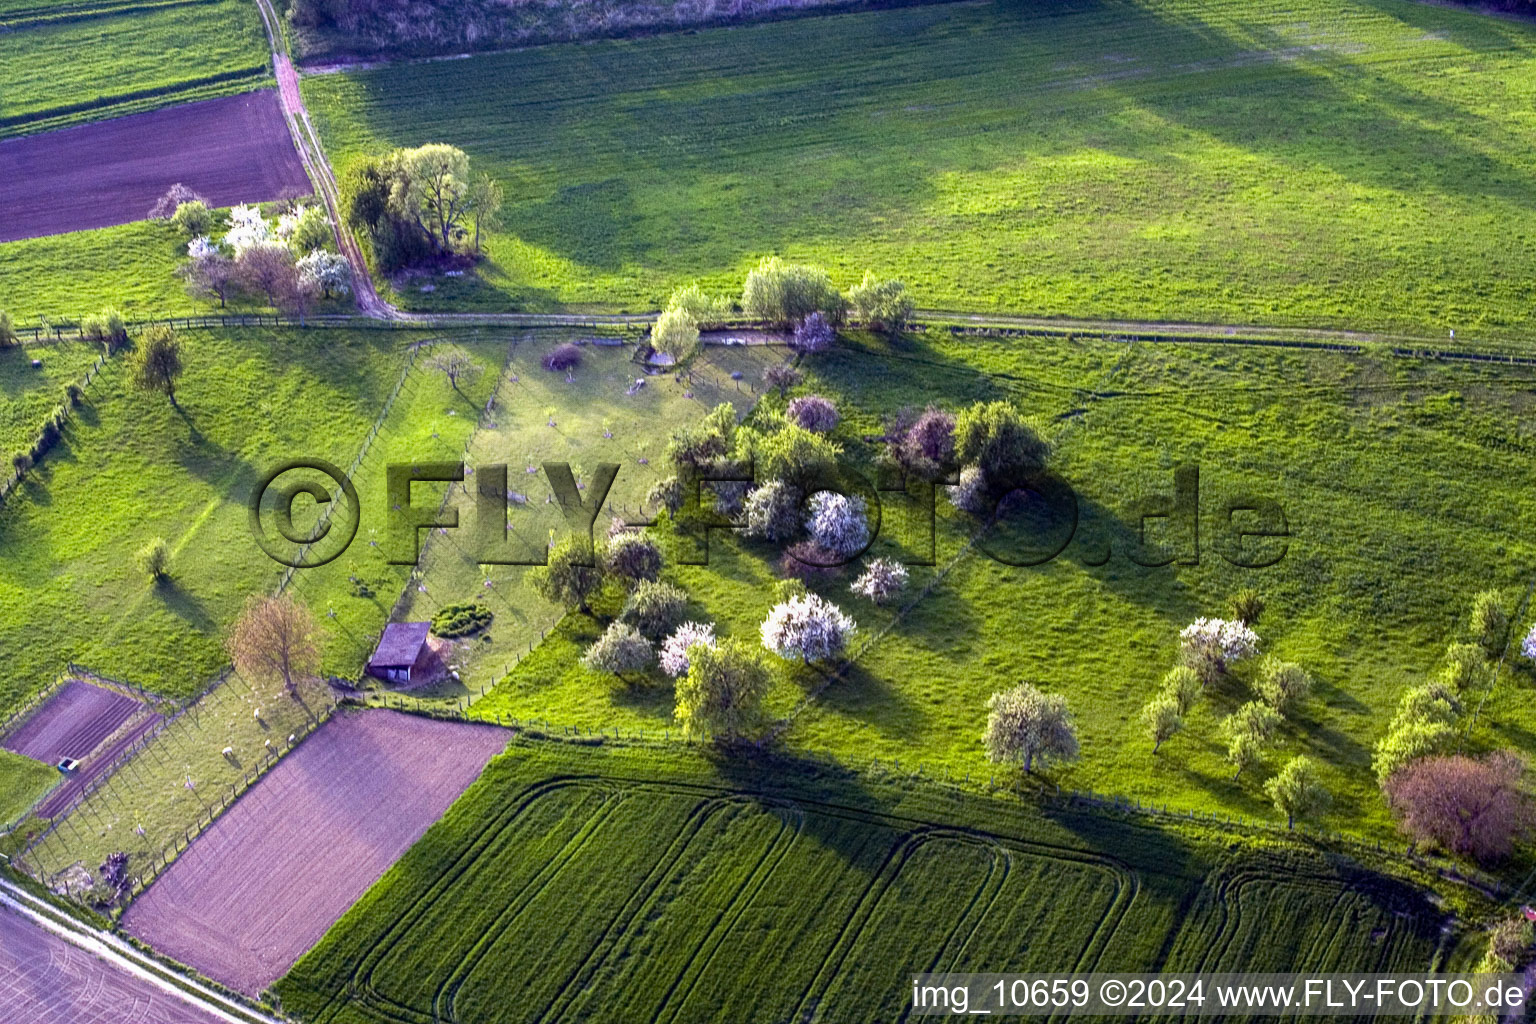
[951,465,991,516]
[1471,589,1509,655]
[135,537,171,579]
[1228,587,1265,626]
[64,382,83,406]
[780,540,841,582]
[581,621,653,678]
[763,363,802,398]
[847,272,914,331]
[743,480,803,543]
[430,601,494,637]
[0,311,16,347]
[850,558,907,604]
[543,343,582,372]
[11,452,31,474]
[742,256,842,325]
[605,533,663,585]
[652,307,700,360]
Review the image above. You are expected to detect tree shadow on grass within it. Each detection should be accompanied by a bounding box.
[152,575,216,634]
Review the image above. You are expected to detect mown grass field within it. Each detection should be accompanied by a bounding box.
[450,330,1536,839]
[275,738,1467,1023]
[1,222,224,323]
[0,326,500,718]
[0,0,268,137]
[304,0,1536,338]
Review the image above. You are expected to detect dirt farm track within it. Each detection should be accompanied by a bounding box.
[122,709,511,996]
[0,902,227,1023]
[0,91,310,243]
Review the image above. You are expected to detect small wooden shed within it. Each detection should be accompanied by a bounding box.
[367,622,432,684]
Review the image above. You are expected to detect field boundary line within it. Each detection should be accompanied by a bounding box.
[0,344,112,510]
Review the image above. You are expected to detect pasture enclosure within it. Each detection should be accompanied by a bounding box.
[275,738,1466,1023]
[0,92,311,244]
[303,0,1536,339]
[121,709,511,996]
[0,901,230,1024]
[391,332,786,701]
[0,326,494,717]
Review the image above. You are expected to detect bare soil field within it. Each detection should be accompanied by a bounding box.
[35,711,163,818]
[0,90,309,243]
[3,680,139,762]
[0,903,226,1024]
[122,709,511,996]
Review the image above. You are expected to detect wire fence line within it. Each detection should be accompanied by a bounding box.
[13,667,236,864]
[0,347,110,509]
[275,339,438,595]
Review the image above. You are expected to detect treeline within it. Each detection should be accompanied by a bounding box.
[287,0,899,60]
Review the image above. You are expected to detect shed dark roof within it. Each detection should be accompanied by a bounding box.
[370,622,430,668]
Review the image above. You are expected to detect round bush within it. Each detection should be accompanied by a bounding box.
[430,601,494,637]
[543,343,582,372]
[621,580,690,640]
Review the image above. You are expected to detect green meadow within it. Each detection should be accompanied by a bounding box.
[0,326,502,714]
[306,0,1536,339]
[449,330,1536,839]
[0,0,268,137]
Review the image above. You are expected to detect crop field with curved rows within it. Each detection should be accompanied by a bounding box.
[275,740,1454,1024]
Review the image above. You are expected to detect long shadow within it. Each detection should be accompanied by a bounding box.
[153,575,217,634]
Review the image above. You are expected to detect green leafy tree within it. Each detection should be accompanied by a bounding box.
[169,200,212,238]
[1265,756,1331,829]
[741,256,843,325]
[1256,658,1312,714]
[847,271,914,331]
[1141,694,1183,754]
[675,638,771,743]
[983,682,1079,773]
[465,173,503,254]
[954,400,1048,489]
[652,307,700,360]
[132,326,184,407]
[393,143,472,250]
[748,423,841,488]
[1162,665,1202,716]
[135,537,170,579]
[1470,589,1509,656]
[530,535,606,613]
[1440,642,1491,692]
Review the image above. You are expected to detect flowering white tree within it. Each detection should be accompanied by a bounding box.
[224,204,271,254]
[851,558,908,604]
[805,491,868,558]
[760,593,856,664]
[1521,623,1536,662]
[1179,617,1260,684]
[296,250,352,299]
[660,621,716,678]
[188,235,221,260]
[983,682,1079,773]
